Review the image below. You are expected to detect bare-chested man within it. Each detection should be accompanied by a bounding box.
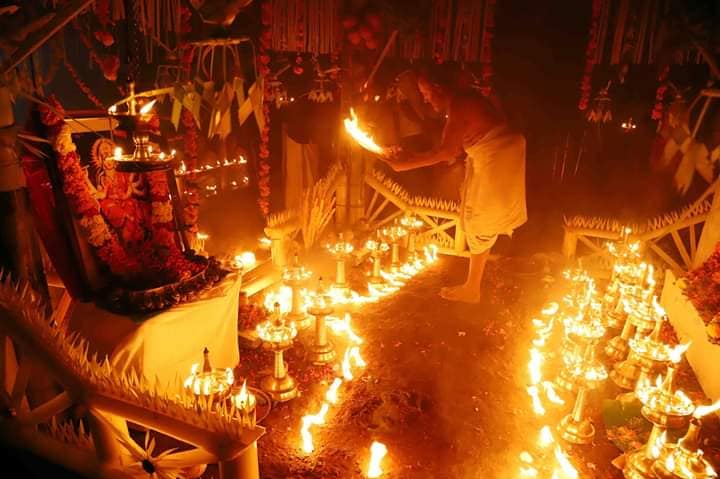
[380,67,527,304]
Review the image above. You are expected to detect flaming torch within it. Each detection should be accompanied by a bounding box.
[344,108,387,155]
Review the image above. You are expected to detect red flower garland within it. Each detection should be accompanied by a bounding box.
[578,0,603,111]
[651,65,670,121]
[257,0,273,216]
[40,97,139,277]
[180,109,200,234]
[39,96,202,286]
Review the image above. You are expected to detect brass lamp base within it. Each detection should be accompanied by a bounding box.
[557,414,595,445]
[606,309,626,330]
[611,358,642,390]
[287,312,313,330]
[555,368,579,393]
[623,449,657,479]
[605,335,630,363]
[652,444,718,479]
[308,341,336,365]
[260,373,298,402]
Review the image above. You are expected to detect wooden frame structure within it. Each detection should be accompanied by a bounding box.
[0,274,264,479]
[563,180,716,275]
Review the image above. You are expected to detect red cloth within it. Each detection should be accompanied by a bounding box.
[21,154,85,299]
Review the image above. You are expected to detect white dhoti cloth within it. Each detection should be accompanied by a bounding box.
[460,124,527,253]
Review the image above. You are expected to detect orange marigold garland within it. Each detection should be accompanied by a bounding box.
[40,96,203,287]
[181,108,200,235]
[40,97,139,277]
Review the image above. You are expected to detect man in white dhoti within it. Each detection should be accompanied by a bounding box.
[380,68,527,303]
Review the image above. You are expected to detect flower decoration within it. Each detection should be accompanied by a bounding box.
[117,430,182,479]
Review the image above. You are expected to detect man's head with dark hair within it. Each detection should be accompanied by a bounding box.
[415,64,476,113]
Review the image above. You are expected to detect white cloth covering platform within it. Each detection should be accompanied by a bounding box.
[68,275,241,391]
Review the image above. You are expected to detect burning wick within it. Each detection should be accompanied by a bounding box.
[366,441,388,478]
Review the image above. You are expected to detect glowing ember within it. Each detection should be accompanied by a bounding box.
[344,108,386,155]
[300,402,330,453]
[325,378,343,404]
[366,441,388,478]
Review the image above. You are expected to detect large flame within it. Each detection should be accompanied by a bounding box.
[344,108,386,155]
[366,441,388,478]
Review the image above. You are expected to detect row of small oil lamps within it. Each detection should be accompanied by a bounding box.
[520,232,719,479]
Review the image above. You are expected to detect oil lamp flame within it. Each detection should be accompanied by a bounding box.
[300,403,330,454]
[325,378,343,404]
[694,399,720,419]
[367,441,388,478]
[552,445,578,479]
[669,342,691,364]
[539,426,554,448]
[542,302,559,316]
[139,99,157,116]
[527,385,546,416]
[344,108,386,155]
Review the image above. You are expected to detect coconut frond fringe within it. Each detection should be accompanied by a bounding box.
[368,169,460,214]
[0,272,261,448]
[563,199,712,235]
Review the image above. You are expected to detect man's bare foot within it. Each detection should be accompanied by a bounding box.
[439,284,481,304]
